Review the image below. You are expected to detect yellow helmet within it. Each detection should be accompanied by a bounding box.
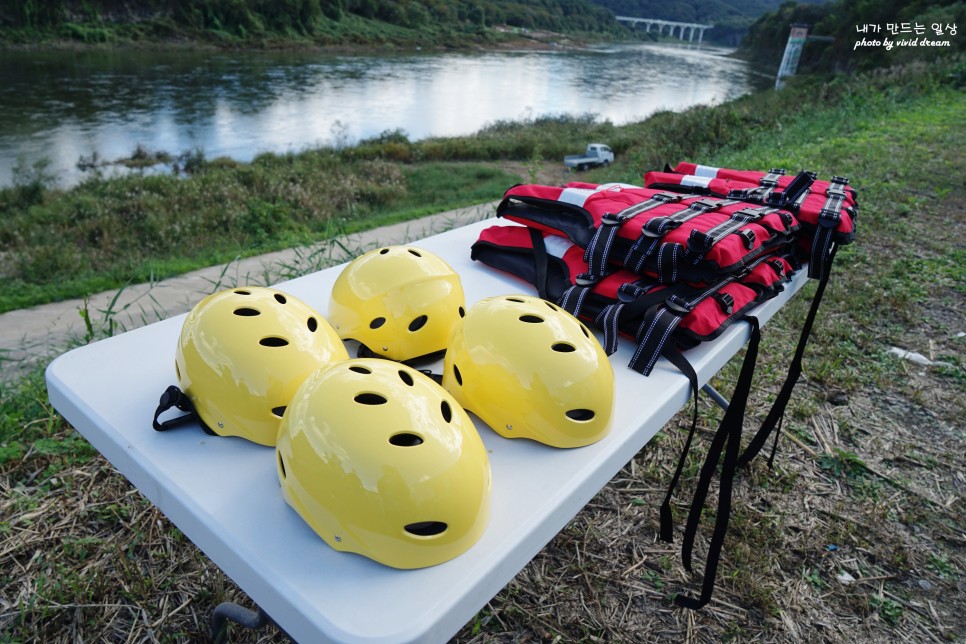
[275,358,491,569]
[173,286,349,446]
[442,295,615,448]
[328,246,466,362]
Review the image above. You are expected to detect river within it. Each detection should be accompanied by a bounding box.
[0,42,765,188]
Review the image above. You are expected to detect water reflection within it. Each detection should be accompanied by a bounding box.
[0,43,759,187]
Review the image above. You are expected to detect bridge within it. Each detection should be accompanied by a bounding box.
[615,16,713,44]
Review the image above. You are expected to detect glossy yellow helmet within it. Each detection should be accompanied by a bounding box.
[442,295,615,449]
[167,286,349,446]
[276,358,491,569]
[328,246,466,362]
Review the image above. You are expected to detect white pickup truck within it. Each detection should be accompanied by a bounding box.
[564,143,615,171]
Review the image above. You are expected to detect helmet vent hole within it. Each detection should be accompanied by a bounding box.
[277,453,287,479]
[580,325,591,338]
[408,315,428,332]
[175,362,181,381]
[552,342,576,353]
[307,317,318,332]
[234,289,251,295]
[407,248,422,257]
[458,306,465,318]
[546,301,559,311]
[405,521,447,537]
[259,336,289,347]
[506,297,525,303]
[389,432,423,447]
[379,247,390,254]
[370,317,386,329]
[398,370,414,386]
[566,409,596,422]
[271,406,286,418]
[520,314,544,324]
[440,400,453,423]
[349,365,372,374]
[233,307,260,317]
[354,393,387,405]
[274,293,287,304]
[453,364,463,386]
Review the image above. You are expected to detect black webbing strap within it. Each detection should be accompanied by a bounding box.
[153,385,201,432]
[737,244,838,468]
[583,193,690,279]
[658,349,701,543]
[624,198,736,275]
[808,176,849,280]
[628,301,689,376]
[626,269,740,376]
[775,170,817,209]
[594,303,625,356]
[683,206,770,267]
[676,316,761,609]
[559,284,593,319]
[528,227,550,300]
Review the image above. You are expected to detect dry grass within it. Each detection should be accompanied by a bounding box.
[3,197,963,642]
[3,71,965,644]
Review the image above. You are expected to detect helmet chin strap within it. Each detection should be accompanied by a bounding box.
[152,385,216,435]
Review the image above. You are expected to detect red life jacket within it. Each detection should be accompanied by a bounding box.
[471,224,795,376]
[471,223,794,609]
[496,182,799,285]
[643,163,857,280]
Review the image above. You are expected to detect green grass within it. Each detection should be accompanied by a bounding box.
[0,157,521,312]
[1,54,965,642]
[4,57,965,315]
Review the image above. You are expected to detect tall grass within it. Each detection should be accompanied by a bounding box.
[1,55,963,314]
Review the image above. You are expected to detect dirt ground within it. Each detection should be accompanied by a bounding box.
[1,167,963,643]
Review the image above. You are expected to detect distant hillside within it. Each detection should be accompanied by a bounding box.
[0,0,626,47]
[589,0,831,46]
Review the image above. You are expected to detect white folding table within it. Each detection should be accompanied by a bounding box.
[46,217,808,643]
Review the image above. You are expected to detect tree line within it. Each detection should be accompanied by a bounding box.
[0,0,625,42]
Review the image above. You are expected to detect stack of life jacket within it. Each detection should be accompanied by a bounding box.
[469,162,857,609]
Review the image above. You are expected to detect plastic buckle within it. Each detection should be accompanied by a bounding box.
[601,212,625,226]
[617,281,649,303]
[686,230,713,254]
[575,273,598,287]
[159,385,191,412]
[652,192,683,203]
[769,258,787,279]
[688,198,721,212]
[817,207,842,228]
[738,229,757,249]
[640,217,672,238]
[714,292,735,315]
[764,191,785,208]
[665,295,692,316]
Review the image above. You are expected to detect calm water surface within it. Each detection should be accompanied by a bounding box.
[0,43,762,187]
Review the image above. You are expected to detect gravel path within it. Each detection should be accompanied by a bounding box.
[0,202,498,381]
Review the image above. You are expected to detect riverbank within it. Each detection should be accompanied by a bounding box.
[1,55,964,641]
[4,51,947,315]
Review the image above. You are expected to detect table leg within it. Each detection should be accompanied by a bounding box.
[701,383,730,411]
[210,601,281,642]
